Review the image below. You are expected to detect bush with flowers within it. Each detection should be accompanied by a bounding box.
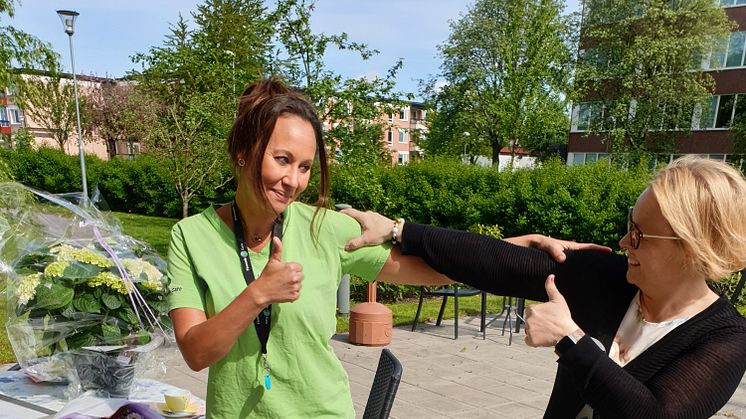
[0,182,171,395]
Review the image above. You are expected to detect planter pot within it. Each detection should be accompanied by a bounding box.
[63,348,137,398]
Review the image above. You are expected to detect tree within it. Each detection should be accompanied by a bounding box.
[87,82,155,158]
[729,115,746,157]
[574,0,732,154]
[272,0,407,165]
[15,73,88,151]
[423,0,575,166]
[0,0,58,90]
[132,0,274,218]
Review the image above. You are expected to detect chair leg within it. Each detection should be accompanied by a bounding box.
[501,297,511,335]
[453,285,459,340]
[480,292,487,340]
[435,294,448,326]
[502,296,516,345]
[515,298,525,333]
[412,287,425,332]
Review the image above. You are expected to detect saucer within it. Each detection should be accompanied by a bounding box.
[155,403,198,418]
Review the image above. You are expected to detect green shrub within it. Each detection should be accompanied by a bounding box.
[330,157,649,249]
[0,149,233,218]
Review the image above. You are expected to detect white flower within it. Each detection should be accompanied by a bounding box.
[121,259,163,285]
[17,273,42,305]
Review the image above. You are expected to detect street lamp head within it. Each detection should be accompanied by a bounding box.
[56,10,79,36]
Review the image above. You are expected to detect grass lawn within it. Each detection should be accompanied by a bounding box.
[336,294,508,333]
[113,212,179,256]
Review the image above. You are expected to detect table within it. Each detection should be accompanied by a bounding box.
[0,371,205,418]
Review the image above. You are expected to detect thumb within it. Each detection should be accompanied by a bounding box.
[545,274,565,302]
[344,237,363,252]
[551,248,567,263]
[340,207,362,219]
[270,237,283,262]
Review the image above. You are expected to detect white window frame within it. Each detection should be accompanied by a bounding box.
[397,151,409,165]
[387,130,393,146]
[398,108,408,121]
[398,129,407,144]
[9,107,21,124]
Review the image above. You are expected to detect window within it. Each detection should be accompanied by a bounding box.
[387,130,393,146]
[696,96,719,129]
[709,37,728,69]
[572,153,586,166]
[716,95,736,128]
[706,32,746,70]
[726,32,746,67]
[9,108,21,124]
[126,142,141,159]
[398,109,408,121]
[397,152,409,165]
[0,107,7,127]
[398,129,407,144]
[572,102,605,132]
[387,112,393,122]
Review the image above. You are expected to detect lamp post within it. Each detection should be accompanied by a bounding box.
[224,50,236,98]
[463,131,471,164]
[224,50,236,119]
[56,10,88,203]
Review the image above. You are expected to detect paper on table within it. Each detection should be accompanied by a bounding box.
[53,396,130,418]
[0,401,50,419]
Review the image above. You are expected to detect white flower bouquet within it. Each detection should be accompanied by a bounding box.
[0,182,171,396]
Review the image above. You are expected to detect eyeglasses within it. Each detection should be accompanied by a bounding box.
[627,207,681,249]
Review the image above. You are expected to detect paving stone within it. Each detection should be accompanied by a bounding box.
[146,314,746,418]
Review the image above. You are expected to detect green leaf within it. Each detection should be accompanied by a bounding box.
[73,294,101,314]
[101,322,122,344]
[61,303,76,319]
[67,332,97,350]
[101,294,122,310]
[150,300,169,315]
[63,262,103,284]
[57,337,68,352]
[113,306,139,326]
[33,281,73,310]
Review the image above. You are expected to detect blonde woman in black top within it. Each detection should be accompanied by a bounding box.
[344,156,746,418]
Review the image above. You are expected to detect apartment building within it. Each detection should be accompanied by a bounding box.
[568,2,746,169]
[382,101,427,165]
[0,73,141,160]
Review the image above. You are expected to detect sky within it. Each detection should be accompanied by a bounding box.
[9,0,581,96]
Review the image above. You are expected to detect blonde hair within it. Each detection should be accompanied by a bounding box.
[650,156,746,280]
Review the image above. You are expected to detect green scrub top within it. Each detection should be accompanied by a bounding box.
[167,202,391,418]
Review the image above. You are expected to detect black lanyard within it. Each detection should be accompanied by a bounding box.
[231,201,283,389]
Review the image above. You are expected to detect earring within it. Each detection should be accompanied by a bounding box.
[238,159,245,167]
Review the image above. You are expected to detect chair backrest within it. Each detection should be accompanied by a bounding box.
[361,348,403,419]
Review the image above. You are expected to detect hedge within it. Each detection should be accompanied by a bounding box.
[0,148,233,218]
[7,148,746,305]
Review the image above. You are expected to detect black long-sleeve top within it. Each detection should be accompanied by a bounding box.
[401,222,746,419]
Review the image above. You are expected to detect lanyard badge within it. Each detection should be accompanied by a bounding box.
[231,202,283,391]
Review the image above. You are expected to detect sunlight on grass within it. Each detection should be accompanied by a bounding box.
[336,294,506,333]
[0,296,15,364]
[113,212,178,256]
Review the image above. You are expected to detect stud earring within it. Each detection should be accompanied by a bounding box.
[238,159,245,167]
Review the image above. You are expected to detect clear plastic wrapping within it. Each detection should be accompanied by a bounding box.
[0,182,173,398]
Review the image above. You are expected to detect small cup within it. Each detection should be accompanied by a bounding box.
[164,389,191,412]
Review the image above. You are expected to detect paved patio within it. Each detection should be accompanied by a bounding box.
[159,311,746,418]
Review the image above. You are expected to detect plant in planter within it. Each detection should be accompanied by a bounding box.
[0,182,171,396]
